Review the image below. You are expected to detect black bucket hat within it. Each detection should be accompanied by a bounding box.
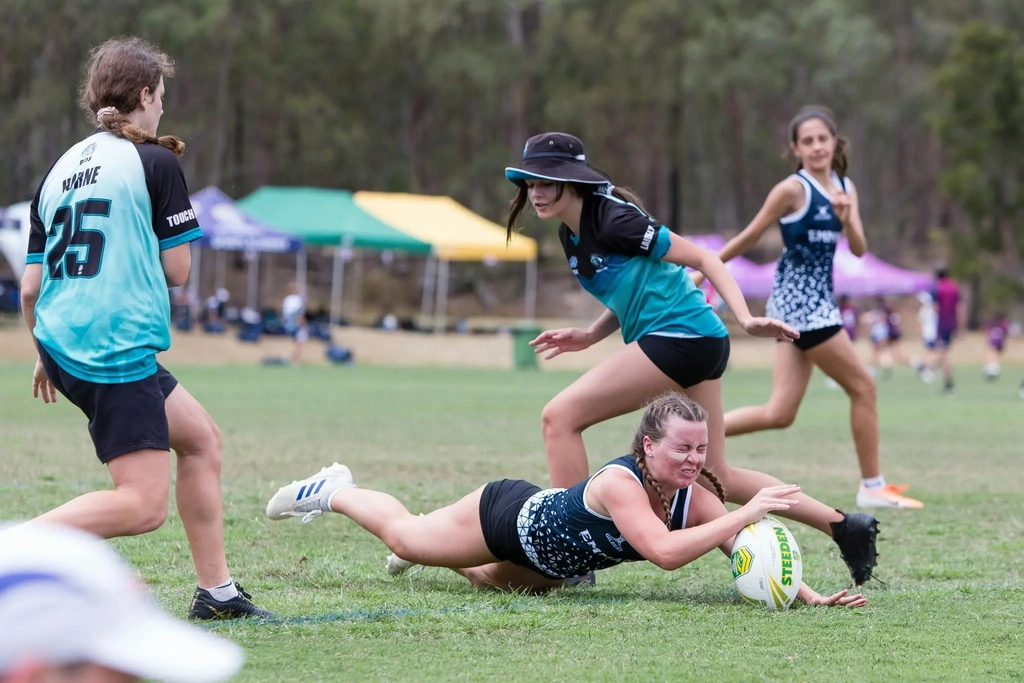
[505,132,610,186]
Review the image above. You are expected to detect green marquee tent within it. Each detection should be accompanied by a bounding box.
[237,186,431,324]
[237,186,431,253]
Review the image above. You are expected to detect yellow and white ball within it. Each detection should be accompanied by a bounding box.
[731,516,803,610]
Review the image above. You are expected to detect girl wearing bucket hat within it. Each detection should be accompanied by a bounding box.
[505,132,881,587]
[692,106,923,510]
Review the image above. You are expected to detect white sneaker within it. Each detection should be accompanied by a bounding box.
[266,463,355,523]
[385,553,420,577]
[856,483,924,509]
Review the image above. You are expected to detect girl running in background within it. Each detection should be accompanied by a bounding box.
[933,267,962,394]
[267,393,866,606]
[864,298,893,379]
[694,106,922,510]
[502,132,880,586]
[984,312,1010,381]
[883,298,913,368]
[20,37,268,620]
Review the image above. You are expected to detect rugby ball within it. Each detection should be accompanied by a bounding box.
[730,516,802,610]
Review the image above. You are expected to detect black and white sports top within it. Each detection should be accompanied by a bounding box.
[765,169,849,332]
[516,455,692,579]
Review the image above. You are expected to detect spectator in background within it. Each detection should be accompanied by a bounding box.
[984,312,1010,381]
[916,291,938,384]
[0,523,243,683]
[882,297,912,368]
[932,267,962,395]
[281,282,308,364]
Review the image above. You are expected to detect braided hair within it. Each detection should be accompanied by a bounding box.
[629,393,724,528]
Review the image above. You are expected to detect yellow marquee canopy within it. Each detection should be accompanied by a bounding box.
[353,192,537,262]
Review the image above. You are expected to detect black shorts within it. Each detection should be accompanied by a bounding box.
[37,345,179,464]
[479,479,545,573]
[636,335,730,389]
[792,325,842,352]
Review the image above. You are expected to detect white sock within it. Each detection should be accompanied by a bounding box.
[321,483,355,512]
[204,579,238,602]
[861,476,886,490]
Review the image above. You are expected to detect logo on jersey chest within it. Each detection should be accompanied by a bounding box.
[808,229,841,244]
[813,204,833,221]
[79,142,96,166]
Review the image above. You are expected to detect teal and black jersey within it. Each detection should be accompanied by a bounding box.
[559,191,727,343]
[26,131,201,383]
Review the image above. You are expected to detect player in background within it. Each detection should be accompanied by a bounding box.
[694,106,922,509]
[932,267,962,395]
[839,295,859,342]
[863,298,893,379]
[983,312,1009,381]
[281,281,309,364]
[502,131,881,586]
[267,392,868,603]
[916,291,939,383]
[19,37,268,620]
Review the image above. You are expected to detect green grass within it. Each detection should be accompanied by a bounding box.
[1,362,1023,682]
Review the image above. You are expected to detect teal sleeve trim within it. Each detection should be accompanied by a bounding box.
[159,226,203,251]
[25,253,44,264]
[652,226,672,260]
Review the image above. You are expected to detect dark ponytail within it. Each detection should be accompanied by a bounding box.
[786,105,849,177]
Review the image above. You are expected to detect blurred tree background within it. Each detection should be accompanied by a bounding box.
[2,0,1023,314]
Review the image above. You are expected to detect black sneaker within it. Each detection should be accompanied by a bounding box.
[563,571,596,587]
[830,511,879,586]
[188,582,272,620]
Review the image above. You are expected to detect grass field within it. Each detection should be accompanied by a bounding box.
[1,361,1022,682]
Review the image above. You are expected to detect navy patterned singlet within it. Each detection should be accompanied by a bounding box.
[765,169,849,333]
[515,455,692,579]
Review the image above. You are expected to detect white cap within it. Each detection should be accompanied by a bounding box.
[0,523,244,682]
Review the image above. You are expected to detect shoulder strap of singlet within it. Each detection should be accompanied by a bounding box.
[779,173,812,225]
[582,455,643,521]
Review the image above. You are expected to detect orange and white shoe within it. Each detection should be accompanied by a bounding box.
[856,484,924,509]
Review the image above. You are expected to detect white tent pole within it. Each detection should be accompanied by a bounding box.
[296,246,307,299]
[263,252,274,308]
[433,259,449,334]
[330,248,343,326]
[329,236,354,326]
[524,258,537,323]
[350,251,364,318]
[420,256,437,329]
[188,241,202,301]
[246,251,259,310]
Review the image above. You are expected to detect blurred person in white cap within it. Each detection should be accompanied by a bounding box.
[0,523,244,683]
